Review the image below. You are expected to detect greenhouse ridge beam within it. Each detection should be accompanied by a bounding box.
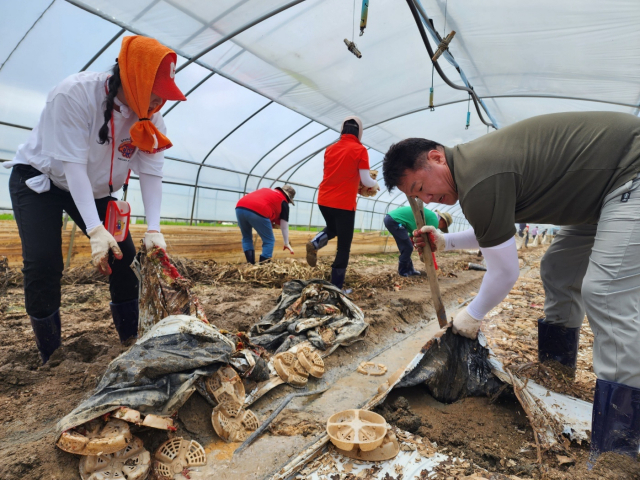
[175,0,307,74]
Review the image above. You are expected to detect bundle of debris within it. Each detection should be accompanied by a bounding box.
[133,245,209,336]
[56,248,370,478]
[250,279,368,355]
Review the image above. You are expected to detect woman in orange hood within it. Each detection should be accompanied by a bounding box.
[5,36,186,363]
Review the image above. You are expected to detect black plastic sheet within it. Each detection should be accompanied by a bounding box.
[397,328,503,403]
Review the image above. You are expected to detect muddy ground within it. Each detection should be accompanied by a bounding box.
[1,247,638,479]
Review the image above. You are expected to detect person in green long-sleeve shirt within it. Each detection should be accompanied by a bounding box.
[383,206,452,276]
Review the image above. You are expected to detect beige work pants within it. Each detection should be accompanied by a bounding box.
[540,175,640,387]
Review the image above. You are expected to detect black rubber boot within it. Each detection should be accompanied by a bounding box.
[589,379,640,466]
[110,298,139,343]
[330,267,347,290]
[537,318,580,369]
[244,249,255,265]
[398,260,421,277]
[30,309,61,364]
[259,255,271,264]
[306,231,328,267]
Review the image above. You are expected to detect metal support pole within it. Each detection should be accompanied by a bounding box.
[308,188,319,231]
[243,120,313,194]
[189,101,273,224]
[176,0,306,74]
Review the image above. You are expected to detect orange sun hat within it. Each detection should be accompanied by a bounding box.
[117,36,186,153]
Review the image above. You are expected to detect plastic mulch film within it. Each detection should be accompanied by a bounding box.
[56,315,235,436]
[249,280,368,354]
[132,245,209,337]
[397,327,592,450]
[396,328,503,403]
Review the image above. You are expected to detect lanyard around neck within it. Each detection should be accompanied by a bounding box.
[105,80,130,196]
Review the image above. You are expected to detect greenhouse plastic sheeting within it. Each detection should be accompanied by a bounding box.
[2,0,639,225]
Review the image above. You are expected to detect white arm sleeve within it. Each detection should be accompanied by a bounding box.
[466,237,520,320]
[139,172,162,232]
[280,220,290,245]
[444,227,480,250]
[62,161,102,232]
[359,169,378,188]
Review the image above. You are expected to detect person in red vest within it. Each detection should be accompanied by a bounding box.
[235,186,296,263]
[305,116,378,289]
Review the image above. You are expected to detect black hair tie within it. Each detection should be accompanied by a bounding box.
[139,117,151,121]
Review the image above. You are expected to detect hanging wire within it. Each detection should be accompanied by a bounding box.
[352,0,356,42]
[465,94,471,130]
[443,0,448,36]
[429,64,435,111]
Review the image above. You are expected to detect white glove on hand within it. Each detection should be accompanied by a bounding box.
[412,225,445,252]
[144,232,166,250]
[452,307,482,339]
[283,244,294,254]
[88,225,122,276]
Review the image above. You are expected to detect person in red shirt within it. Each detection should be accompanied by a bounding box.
[306,117,378,289]
[236,186,295,264]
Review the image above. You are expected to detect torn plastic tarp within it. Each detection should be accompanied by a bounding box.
[397,328,503,403]
[249,280,368,354]
[481,332,592,446]
[57,315,234,434]
[395,327,592,448]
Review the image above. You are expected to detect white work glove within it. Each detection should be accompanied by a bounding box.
[283,244,294,254]
[144,231,166,250]
[412,225,445,253]
[88,225,122,276]
[452,307,482,339]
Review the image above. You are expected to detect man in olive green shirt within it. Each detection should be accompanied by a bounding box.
[384,206,444,276]
[382,111,640,464]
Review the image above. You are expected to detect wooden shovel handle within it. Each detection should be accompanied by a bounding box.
[406,196,448,328]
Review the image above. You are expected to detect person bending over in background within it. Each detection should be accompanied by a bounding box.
[235,186,296,264]
[381,111,640,465]
[384,206,450,276]
[5,36,185,363]
[305,116,378,290]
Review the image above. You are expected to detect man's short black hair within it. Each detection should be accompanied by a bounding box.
[341,119,360,137]
[382,138,443,192]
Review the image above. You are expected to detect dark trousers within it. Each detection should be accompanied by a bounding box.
[9,165,138,318]
[383,214,413,263]
[318,205,355,269]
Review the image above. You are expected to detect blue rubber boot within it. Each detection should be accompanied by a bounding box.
[537,318,580,369]
[30,309,61,364]
[331,267,347,290]
[589,379,640,466]
[306,231,329,267]
[399,260,421,277]
[110,298,139,343]
[244,249,255,265]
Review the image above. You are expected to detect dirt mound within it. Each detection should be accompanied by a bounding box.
[269,410,323,437]
[0,256,106,293]
[173,255,432,290]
